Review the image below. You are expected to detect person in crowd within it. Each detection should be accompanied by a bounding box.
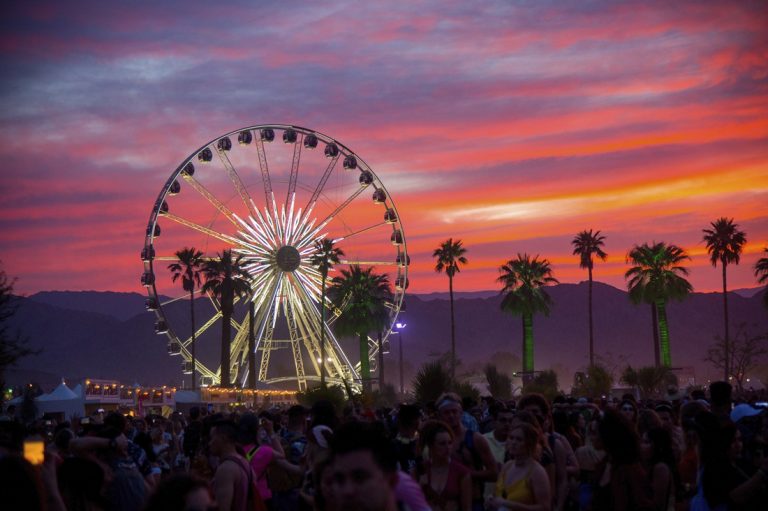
[488,422,551,511]
[637,409,663,438]
[553,408,583,452]
[692,411,768,511]
[574,417,605,511]
[640,427,678,511]
[708,381,733,425]
[57,456,108,511]
[654,403,684,459]
[592,408,653,511]
[619,399,639,430]
[518,393,574,511]
[239,412,288,507]
[209,419,263,511]
[483,405,516,475]
[326,421,401,511]
[70,426,150,511]
[393,403,422,475]
[677,401,707,510]
[417,419,471,511]
[437,392,499,511]
[272,405,309,511]
[143,474,213,511]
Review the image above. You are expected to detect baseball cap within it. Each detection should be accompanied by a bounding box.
[730,403,762,423]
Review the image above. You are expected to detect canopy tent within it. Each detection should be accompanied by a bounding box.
[36,382,84,420]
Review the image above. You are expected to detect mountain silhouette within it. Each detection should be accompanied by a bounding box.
[7,283,767,390]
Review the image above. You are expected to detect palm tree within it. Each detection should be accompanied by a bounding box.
[329,265,392,392]
[625,242,692,367]
[497,254,558,381]
[433,238,468,382]
[308,238,344,387]
[571,229,608,366]
[755,247,768,309]
[703,218,748,381]
[168,247,204,391]
[201,249,251,387]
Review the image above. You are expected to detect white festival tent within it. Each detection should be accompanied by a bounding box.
[9,382,85,420]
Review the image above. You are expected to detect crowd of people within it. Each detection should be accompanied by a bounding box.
[1,380,767,511]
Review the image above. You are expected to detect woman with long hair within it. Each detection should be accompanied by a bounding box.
[417,420,471,511]
[640,427,678,511]
[593,408,653,511]
[487,422,551,511]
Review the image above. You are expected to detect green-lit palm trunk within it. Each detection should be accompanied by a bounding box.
[359,332,370,392]
[320,274,327,387]
[587,265,594,366]
[522,313,534,384]
[220,284,233,387]
[721,261,730,381]
[248,301,256,390]
[655,300,672,366]
[449,274,456,382]
[190,289,197,392]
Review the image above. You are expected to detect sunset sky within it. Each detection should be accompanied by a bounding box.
[1,0,767,297]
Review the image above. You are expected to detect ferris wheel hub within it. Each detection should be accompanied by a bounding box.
[276,245,301,272]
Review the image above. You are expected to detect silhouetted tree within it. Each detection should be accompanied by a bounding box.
[329,265,392,392]
[703,217,747,380]
[308,238,344,387]
[202,250,251,387]
[754,247,768,310]
[705,323,767,392]
[168,247,204,391]
[497,254,558,381]
[572,229,608,366]
[433,238,468,382]
[0,265,38,405]
[625,242,692,367]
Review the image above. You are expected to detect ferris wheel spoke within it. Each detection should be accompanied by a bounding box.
[295,186,367,249]
[255,281,281,381]
[254,138,273,206]
[160,212,244,247]
[301,153,340,219]
[216,148,259,219]
[286,134,303,206]
[282,285,309,389]
[338,260,398,267]
[179,309,223,350]
[291,275,358,380]
[180,174,241,228]
[333,221,388,243]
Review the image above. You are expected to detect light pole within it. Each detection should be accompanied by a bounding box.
[396,322,406,395]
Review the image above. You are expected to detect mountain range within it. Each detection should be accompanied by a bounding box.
[6,283,768,391]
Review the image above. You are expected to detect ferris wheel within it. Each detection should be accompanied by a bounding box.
[141,124,408,391]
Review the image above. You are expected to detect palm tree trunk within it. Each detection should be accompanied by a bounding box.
[320,275,326,387]
[248,300,256,390]
[722,261,730,381]
[360,332,370,392]
[449,274,456,382]
[221,309,231,386]
[190,289,196,392]
[522,313,534,377]
[656,300,672,367]
[588,265,594,367]
[378,331,384,389]
[651,304,660,367]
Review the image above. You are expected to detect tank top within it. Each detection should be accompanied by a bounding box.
[495,462,535,505]
[421,459,469,510]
